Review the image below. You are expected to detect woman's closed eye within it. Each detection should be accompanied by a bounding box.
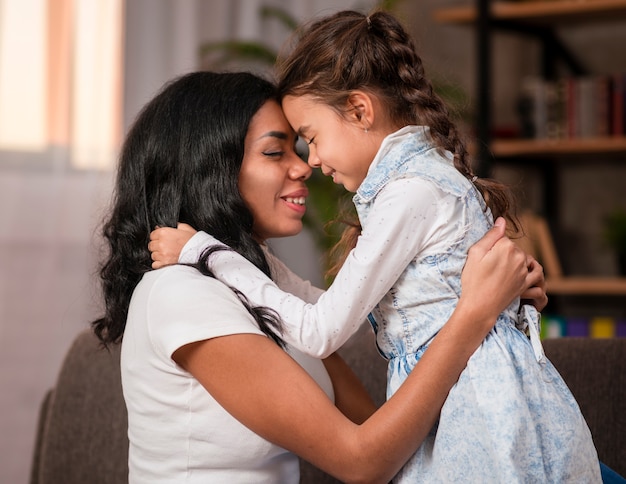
[262,150,285,158]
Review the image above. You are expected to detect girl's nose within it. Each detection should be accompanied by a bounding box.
[307,148,321,168]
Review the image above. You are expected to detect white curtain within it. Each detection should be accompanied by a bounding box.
[0,0,371,482]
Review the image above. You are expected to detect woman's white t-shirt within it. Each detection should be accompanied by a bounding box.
[121,264,333,484]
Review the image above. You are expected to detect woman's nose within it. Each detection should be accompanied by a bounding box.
[290,158,312,181]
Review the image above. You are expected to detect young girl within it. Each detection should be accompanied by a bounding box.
[150,11,600,482]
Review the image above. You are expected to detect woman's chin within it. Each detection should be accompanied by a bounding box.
[260,223,304,241]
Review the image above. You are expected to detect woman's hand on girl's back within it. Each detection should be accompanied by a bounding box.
[521,255,548,311]
[459,217,528,332]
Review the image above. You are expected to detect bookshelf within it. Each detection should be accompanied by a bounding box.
[434,0,626,166]
[546,278,626,295]
[434,1,626,298]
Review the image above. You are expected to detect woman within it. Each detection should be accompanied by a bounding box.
[93,71,539,483]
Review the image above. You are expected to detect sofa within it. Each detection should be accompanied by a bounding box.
[30,326,625,483]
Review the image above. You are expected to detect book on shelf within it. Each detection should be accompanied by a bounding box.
[540,314,626,339]
[517,73,626,140]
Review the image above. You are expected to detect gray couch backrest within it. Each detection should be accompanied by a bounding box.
[31,329,626,483]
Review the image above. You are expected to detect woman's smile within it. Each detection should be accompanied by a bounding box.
[281,189,308,214]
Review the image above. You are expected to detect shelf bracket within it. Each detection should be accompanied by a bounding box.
[475,0,493,177]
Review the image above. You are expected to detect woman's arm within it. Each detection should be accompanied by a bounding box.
[174,223,528,483]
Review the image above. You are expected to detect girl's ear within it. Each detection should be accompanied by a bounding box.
[347,90,375,130]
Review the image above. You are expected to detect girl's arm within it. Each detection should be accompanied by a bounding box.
[173,224,527,484]
[149,224,326,303]
[267,246,378,422]
[151,181,543,358]
[149,224,548,312]
[153,179,460,358]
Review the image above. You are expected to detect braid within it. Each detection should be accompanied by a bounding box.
[375,12,470,170]
[277,9,519,233]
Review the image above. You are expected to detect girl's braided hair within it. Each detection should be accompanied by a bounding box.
[276,10,518,272]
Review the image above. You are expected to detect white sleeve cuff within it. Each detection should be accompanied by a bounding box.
[179,231,224,264]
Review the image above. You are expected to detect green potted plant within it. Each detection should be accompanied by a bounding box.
[603,208,626,276]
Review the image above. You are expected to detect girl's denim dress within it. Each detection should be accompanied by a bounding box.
[353,126,600,483]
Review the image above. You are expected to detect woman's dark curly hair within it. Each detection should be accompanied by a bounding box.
[92,71,284,348]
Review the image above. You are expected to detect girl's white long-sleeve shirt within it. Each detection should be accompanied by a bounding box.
[180,128,461,358]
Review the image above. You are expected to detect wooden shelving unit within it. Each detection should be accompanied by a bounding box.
[491,137,626,159]
[547,277,626,295]
[434,0,626,25]
[435,1,626,297]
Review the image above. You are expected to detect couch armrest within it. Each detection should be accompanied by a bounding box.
[31,330,128,484]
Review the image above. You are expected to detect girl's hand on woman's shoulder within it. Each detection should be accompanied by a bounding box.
[148,223,197,269]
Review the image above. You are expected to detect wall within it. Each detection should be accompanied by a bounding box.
[0,169,113,484]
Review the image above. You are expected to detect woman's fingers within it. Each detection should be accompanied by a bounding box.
[461,218,528,320]
[521,256,548,311]
[468,217,507,257]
